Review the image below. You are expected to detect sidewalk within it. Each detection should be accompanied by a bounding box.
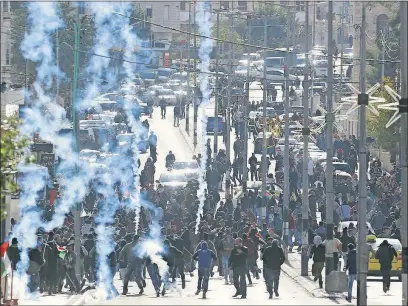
[280,252,402,305]
[281,252,348,299]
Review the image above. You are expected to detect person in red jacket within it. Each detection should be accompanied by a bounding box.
[242,233,257,285]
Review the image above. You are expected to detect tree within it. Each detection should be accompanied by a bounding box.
[10,2,96,104]
[212,20,243,58]
[366,78,399,151]
[0,117,32,223]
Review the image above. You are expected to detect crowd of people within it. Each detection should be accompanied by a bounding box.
[1,100,403,303]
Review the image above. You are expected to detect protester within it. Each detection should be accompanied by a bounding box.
[310,235,325,289]
[375,239,398,293]
[261,238,285,299]
[192,241,216,299]
[345,243,357,303]
[229,238,248,299]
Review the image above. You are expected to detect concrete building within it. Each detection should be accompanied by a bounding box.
[137,1,258,42]
[1,0,12,86]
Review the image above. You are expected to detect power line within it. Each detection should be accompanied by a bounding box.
[113,12,401,64]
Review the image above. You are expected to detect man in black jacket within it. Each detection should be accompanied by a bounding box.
[261,238,285,299]
[163,239,186,291]
[6,238,20,270]
[375,240,397,293]
[43,233,59,295]
[228,238,248,299]
[345,243,357,302]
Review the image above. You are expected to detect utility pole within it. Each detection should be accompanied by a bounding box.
[325,0,335,285]
[24,59,28,106]
[312,1,316,47]
[56,28,60,105]
[282,9,291,244]
[186,1,191,135]
[357,4,368,305]
[301,1,310,277]
[400,3,408,306]
[340,2,344,96]
[193,2,198,147]
[214,10,220,155]
[72,3,81,282]
[243,15,251,192]
[261,15,268,212]
[225,12,233,197]
[380,36,385,82]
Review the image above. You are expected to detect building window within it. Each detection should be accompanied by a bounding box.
[238,1,247,10]
[2,1,10,12]
[220,1,229,10]
[296,1,305,11]
[164,5,169,20]
[6,43,10,65]
[180,1,186,11]
[78,1,85,14]
[146,5,152,18]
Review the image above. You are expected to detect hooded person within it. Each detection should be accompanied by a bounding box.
[261,238,285,299]
[309,235,325,288]
[192,241,216,299]
[375,239,398,293]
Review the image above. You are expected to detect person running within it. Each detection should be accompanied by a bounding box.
[192,241,216,299]
[261,237,285,299]
[120,235,145,295]
[163,239,186,291]
[309,235,325,289]
[375,239,397,293]
[229,238,248,299]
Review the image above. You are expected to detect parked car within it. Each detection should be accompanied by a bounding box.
[265,68,296,84]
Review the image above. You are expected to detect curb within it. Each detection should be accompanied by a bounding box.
[280,263,348,300]
[178,126,196,154]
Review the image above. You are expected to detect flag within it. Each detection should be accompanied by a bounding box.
[57,246,67,260]
[1,241,11,277]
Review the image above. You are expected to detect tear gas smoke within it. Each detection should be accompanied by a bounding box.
[194,1,214,234]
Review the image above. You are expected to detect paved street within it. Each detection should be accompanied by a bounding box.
[84,272,342,305]
[282,252,403,305]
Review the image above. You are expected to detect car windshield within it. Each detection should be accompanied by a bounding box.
[117,134,134,143]
[172,73,187,81]
[159,89,174,95]
[236,66,247,71]
[316,61,328,68]
[374,239,402,251]
[80,151,98,158]
[99,102,117,112]
[296,57,305,65]
[334,163,352,173]
[344,48,353,55]
[266,58,284,67]
[160,173,187,183]
[158,69,171,77]
[141,72,156,79]
[172,162,199,170]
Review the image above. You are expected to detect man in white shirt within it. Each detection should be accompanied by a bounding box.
[308,157,314,186]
